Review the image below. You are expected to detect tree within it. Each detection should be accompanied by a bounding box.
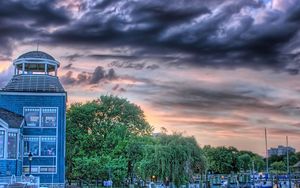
[203,146,265,174]
[238,154,252,172]
[66,95,153,184]
[271,161,286,174]
[136,133,206,187]
[203,146,239,174]
[237,150,265,172]
[252,155,265,172]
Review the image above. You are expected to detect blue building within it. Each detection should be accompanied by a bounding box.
[0,51,66,186]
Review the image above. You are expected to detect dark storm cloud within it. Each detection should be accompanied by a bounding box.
[89,66,106,84]
[61,53,161,70]
[61,54,82,62]
[60,66,118,86]
[109,61,146,70]
[2,0,300,72]
[112,84,119,91]
[0,0,71,56]
[0,22,38,56]
[63,63,73,69]
[88,54,140,60]
[38,0,300,73]
[146,64,160,70]
[287,2,300,22]
[60,71,76,85]
[49,0,211,44]
[0,0,70,26]
[111,84,126,92]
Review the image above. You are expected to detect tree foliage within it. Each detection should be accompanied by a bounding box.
[66,95,153,184]
[136,133,206,186]
[66,95,282,185]
[271,161,286,173]
[66,95,207,185]
[203,146,265,174]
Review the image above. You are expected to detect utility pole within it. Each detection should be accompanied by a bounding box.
[252,160,255,187]
[265,128,269,174]
[286,136,291,188]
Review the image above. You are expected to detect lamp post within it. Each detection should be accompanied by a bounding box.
[28,152,33,175]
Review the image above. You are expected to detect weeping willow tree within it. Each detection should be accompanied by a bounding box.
[136,133,206,186]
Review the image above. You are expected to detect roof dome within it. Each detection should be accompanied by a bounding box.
[17,51,56,61]
[13,51,60,75]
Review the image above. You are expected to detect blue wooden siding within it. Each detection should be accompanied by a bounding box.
[0,93,66,184]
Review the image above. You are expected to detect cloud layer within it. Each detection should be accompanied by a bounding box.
[1,0,300,72]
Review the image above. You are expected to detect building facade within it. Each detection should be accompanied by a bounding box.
[268,145,296,157]
[0,51,66,186]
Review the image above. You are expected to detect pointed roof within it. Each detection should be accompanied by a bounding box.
[0,108,23,128]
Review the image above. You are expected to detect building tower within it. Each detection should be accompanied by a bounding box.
[0,51,66,186]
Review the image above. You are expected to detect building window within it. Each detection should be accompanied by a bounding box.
[40,166,56,173]
[23,166,39,174]
[23,166,56,174]
[41,137,56,156]
[41,108,57,127]
[19,136,23,158]
[0,131,4,158]
[24,108,40,127]
[24,137,39,156]
[8,132,17,159]
[24,107,58,128]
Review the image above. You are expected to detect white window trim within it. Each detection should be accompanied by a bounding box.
[23,165,57,174]
[7,132,18,159]
[22,106,59,175]
[23,136,57,157]
[0,119,8,129]
[0,128,5,159]
[23,107,58,128]
[0,128,21,160]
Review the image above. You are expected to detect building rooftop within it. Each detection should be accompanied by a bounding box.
[2,75,65,93]
[17,51,56,61]
[0,108,23,128]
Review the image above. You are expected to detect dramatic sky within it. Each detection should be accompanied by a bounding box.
[0,0,300,155]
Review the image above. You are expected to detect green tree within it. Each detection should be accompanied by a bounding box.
[66,95,153,184]
[252,155,265,172]
[238,154,252,172]
[203,146,239,174]
[136,133,206,187]
[203,146,265,174]
[271,161,286,173]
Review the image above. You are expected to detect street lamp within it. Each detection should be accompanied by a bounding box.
[28,152,33,175]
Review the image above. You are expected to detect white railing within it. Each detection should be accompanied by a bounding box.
[0,175,40,187]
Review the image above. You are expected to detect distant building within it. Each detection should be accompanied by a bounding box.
[268,145,296,157]
[0,51,66,186]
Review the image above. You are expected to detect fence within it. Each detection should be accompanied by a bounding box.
[0,175,40,188]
